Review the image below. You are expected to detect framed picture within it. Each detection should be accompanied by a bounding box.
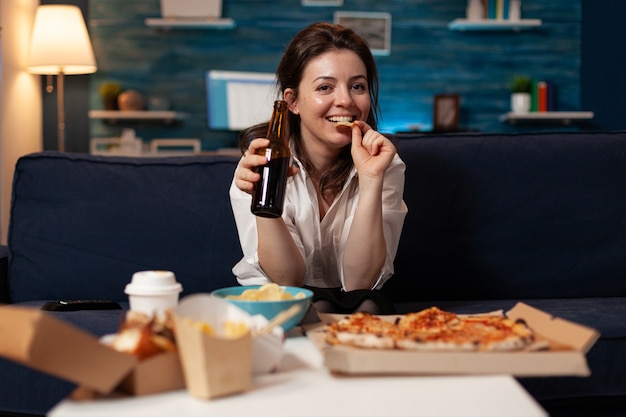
[333,11,392,56]
[433,94,460,132]
[302,0,343,6]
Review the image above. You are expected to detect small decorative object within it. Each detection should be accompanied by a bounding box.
[433,94,460,132]
[118,128,143,155]
[147,95,170,111]
[509,75,532,113]
[98,81,122,110]
[117,89,145,111]
[466,0,484,21]
[334,12,392,56]
[509,0,522,21]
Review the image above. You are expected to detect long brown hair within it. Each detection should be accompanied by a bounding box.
[239,22,380,201]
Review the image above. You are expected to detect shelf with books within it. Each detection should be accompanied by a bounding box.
[500,112,595,125]
[448,18,542,31]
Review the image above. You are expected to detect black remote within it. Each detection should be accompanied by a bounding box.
[41,300,122,311]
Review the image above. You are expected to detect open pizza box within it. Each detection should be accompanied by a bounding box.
[307,302,600,377]
[0,305,185,398]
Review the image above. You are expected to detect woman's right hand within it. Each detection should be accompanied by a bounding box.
[234,138,270,194]
[234,138,298,195]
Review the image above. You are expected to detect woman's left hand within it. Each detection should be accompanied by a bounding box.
[350,121,396,180]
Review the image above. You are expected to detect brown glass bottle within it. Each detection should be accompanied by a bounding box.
[251,100,290,218]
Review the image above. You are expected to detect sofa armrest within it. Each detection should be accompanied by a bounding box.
[0,245,8,303]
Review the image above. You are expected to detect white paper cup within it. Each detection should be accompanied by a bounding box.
[125,270,183,317]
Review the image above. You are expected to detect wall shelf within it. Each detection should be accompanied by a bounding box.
[500,111,594,125]
[144,18,236,29]
[448,19,542,31]
[89,110,188,124]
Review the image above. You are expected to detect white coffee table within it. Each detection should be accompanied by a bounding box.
[48,336,547,417]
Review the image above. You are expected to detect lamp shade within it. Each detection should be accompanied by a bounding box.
[27,5,97,75]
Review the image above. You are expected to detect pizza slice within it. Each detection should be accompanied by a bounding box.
[325,312,398,349]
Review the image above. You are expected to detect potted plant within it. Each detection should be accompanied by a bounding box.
[509,76,532,114]
[99,81,122,110]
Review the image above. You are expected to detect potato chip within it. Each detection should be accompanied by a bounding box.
[226,283,305,301]
[256,283,283,300]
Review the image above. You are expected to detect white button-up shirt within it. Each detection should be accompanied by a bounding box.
[229,153,408,290]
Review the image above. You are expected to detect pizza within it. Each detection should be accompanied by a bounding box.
[325,312,399,349]
[325,307,536,352]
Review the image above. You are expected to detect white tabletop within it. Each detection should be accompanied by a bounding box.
[48,336,547,417]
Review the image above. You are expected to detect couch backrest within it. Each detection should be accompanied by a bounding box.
[383,131,626,302]
[8,152,242,303]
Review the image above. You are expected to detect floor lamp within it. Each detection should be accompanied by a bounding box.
[27,5,97,152]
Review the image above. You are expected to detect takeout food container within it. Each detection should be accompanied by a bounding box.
[0,305,185,397]
[0,295,282,401]
[308,302,600,377]
[173,294,254,399]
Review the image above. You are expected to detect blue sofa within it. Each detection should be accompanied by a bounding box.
[1,131,625,416]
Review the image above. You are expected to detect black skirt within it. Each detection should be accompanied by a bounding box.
[304,286,396,315]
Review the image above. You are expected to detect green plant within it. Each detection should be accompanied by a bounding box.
[509,76,532,94]
[99,81,122,99]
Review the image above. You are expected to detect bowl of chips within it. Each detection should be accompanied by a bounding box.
[211,284,313,331]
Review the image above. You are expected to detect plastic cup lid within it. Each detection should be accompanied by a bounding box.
[124,270,183,296]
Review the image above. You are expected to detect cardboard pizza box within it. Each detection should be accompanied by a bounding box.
[308,302,600,377]
[0,305,185,396]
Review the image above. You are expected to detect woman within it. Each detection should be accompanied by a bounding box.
[230,22,407,315]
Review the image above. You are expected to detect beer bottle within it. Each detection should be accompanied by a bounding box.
[251,100,290,218]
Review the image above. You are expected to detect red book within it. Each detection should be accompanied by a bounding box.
[537,81,548,112]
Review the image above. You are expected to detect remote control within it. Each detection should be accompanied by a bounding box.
[41,299,122,311]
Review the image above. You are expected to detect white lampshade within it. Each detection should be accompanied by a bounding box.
[27,5,97,75]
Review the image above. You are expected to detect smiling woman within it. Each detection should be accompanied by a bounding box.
[229,22,407,317]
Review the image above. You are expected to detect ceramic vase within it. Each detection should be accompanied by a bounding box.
[511,92,531,113]
[117,90,145,111]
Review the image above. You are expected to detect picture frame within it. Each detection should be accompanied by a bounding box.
[302,0,343,6]
[433,94,460,132]
[333,11,392,56]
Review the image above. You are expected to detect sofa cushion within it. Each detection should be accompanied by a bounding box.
[8,152,242,303]
[386,132,626,302]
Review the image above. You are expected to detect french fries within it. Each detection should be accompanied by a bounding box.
[182,317,249,339]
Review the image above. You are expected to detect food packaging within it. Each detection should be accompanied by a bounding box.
[0,306,128,394]
[0,304,185,397]
[308,302,599,377]
[173,294,253,400]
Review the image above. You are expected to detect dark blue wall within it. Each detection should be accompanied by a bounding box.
[43,1,625,152]
[84,0,587,151]
[581,0,626,131]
